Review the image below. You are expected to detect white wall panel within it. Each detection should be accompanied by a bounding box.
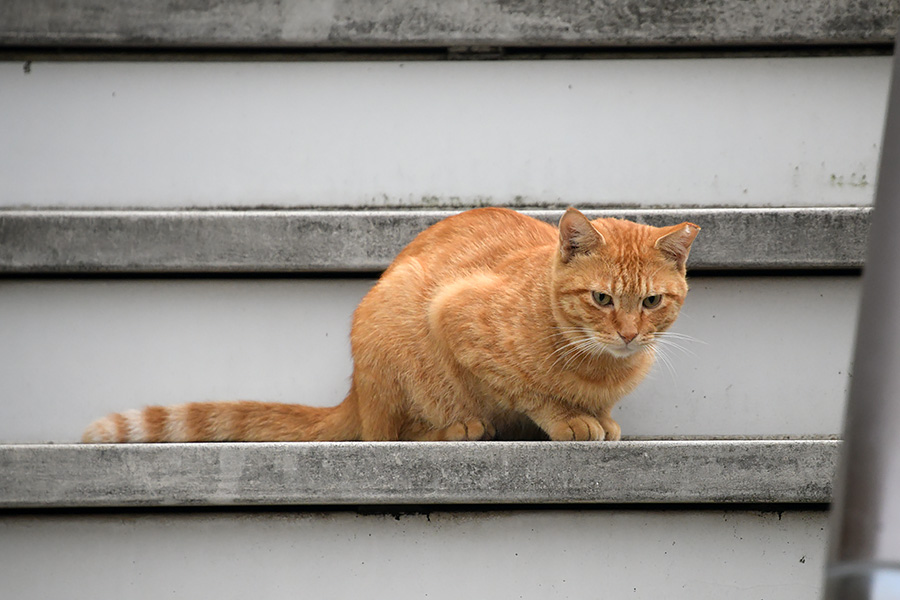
[0,57,889,209]
[0,509,828,600]
[618,275,859,438]
[0,276,857,443]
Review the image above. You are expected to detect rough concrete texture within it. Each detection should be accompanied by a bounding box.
[0,207,870,274]
[0,440,837,508]
[0,0,897,49]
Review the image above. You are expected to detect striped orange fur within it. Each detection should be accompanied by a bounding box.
[83,207,698,443]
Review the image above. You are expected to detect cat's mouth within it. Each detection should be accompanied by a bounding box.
[556,328,647,361]
[600,336,656,359]
[604,344,643,359]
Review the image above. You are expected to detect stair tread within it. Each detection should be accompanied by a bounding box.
[0,207,870,274]
[2,0,894,50]
[0,439,837,509]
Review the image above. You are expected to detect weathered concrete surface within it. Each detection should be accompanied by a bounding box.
[1,0,897,49]
[0,440,837,508]
[0,207,870,274]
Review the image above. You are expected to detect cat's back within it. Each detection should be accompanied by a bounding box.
[391,207,556,278]
[352,208,553,362]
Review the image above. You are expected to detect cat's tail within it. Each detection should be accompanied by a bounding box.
[82,395,362,443]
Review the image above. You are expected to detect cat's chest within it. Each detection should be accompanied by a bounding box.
[472,359,636,412]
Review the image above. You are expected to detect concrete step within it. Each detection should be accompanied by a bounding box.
[2,0,895,50]
[0,439,837,509]
[0,206,871,273]
[0,440,834,599]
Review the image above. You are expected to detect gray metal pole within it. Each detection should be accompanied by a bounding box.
[824,38,900,600]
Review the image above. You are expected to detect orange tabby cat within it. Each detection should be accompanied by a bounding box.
[83,207,698,443]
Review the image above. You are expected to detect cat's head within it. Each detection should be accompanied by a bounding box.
[551,208,700,359]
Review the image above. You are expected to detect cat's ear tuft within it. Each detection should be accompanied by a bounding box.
[654,222,700,270]
[558,207,604,263]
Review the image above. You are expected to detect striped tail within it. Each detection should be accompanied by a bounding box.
[82,398,361,443]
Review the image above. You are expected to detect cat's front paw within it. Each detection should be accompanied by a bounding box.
[547,415,606,441]
[598,416,622,441]
[444,419,496,441]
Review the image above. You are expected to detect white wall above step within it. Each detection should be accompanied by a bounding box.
[0,56,889,209]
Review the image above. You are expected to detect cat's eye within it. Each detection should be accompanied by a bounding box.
[643,295,662,309]
[592,292,613,307]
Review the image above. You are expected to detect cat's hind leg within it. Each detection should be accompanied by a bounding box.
[400,419,496,441]
[351,367,408,441]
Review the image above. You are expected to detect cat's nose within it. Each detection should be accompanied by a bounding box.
[619,332,638,344]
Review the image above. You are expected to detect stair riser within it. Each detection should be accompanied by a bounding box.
[0,510,828,600]
[0,276,857,442]
[0,57,887,209]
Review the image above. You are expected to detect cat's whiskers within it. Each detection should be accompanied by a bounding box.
[572,338,609,372]
[652,331,705,358]
[645,341,678,383]
[544,329,588,352]
[655,331,703,341]
[561,339,596,372]
[535,328,586,357]
[653,338,694,357]
[545,334,594,371]
[559,337,601,371]
[544,326,610,373]
[539,326,590,345]
[562,328,610,372]
[641,331,705,383]
[654,331,706,346]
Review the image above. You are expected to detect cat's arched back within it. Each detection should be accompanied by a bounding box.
[83,207,698,443]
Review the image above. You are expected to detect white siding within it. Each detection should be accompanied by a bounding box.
[0,276,858,443]
[0,509,828,600]
[0,56,889,209]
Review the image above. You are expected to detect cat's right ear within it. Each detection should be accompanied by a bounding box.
[558,207,604,263]
[654,222,701,270]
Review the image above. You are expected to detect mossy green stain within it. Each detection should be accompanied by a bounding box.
[830,173,868,188]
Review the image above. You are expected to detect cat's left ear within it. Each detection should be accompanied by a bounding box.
[655,223,701,270]
[559,207,605,263]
